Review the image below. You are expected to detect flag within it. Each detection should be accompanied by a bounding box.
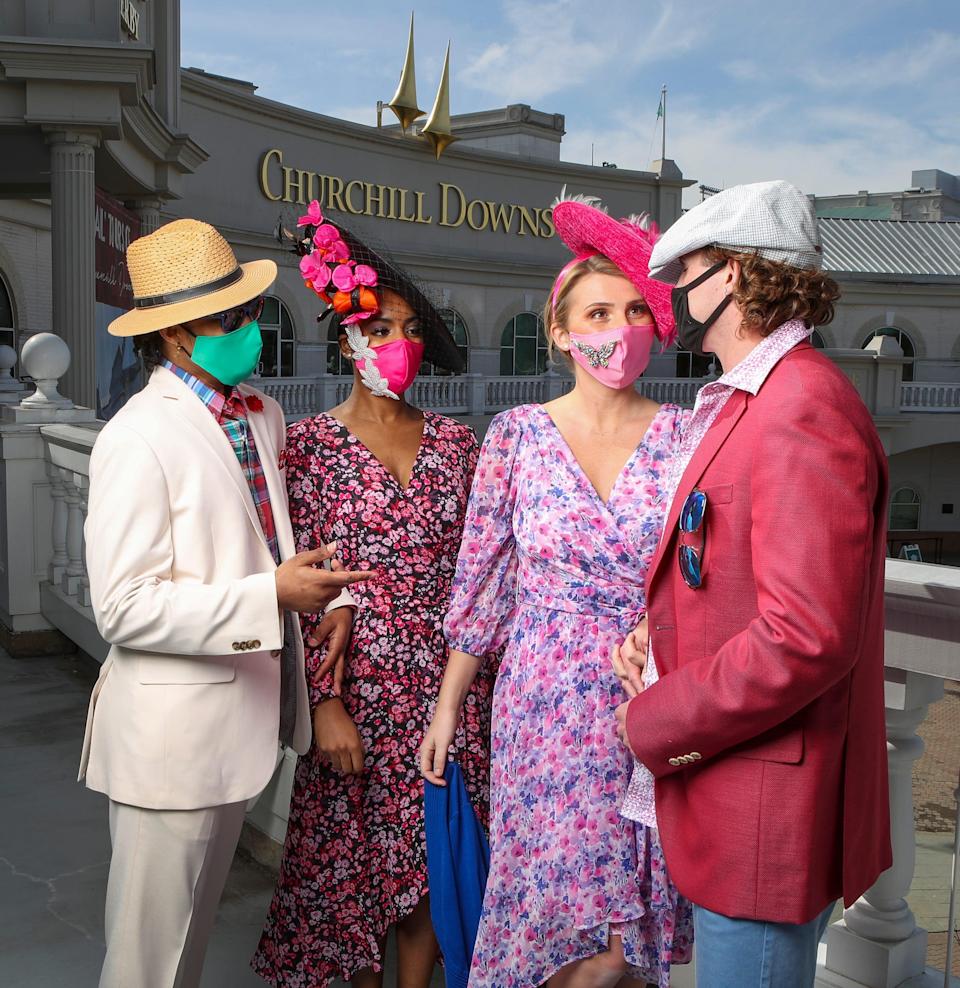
[657,97,663,119]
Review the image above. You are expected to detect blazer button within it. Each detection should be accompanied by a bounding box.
[691,751,702,760]
[270,649,281,659]
[232,642,241,651]
[251,640,261,649]
[668,757,680,767]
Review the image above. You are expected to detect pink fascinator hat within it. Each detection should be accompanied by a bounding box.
[551,188,676,347]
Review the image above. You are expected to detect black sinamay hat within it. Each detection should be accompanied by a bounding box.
[279,207,464,374]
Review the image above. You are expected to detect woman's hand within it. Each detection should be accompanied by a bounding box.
[313,698,365,774]
[306,607,353,696]
[611,615,650,697]
[420,703,461,787]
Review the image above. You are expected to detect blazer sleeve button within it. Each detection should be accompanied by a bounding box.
[691,751,702,760]
[232,642,240,651]
[668,757,680,767]
[252,640,261,649]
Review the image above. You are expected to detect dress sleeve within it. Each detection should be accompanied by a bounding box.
[284,421,339,705]
[443,410,523,657]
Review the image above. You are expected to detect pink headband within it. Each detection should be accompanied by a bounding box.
[549,253,598,315]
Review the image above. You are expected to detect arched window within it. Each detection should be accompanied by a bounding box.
[258,296,296,378]
[674,344,713,379]
[422,308,470,376]
[0,272,15,350]
[889,486,921,531]
[862,327,915,382]
[810,329,826,349]
[500,312,546,376]
[326,315,355,375]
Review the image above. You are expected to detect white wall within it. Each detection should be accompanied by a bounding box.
[0,199,52,342]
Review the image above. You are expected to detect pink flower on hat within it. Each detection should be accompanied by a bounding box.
[312,224,350,263]
[332,263,378,293]
[297,199,324,228]
[299,251,332,295]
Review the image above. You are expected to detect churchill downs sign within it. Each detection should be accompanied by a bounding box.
[258,148,556,239]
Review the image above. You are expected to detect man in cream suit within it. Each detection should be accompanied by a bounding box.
[81,219,372,988]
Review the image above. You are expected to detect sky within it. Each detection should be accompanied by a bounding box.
[181,0,960,207]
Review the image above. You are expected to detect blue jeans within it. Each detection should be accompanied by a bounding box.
[693,902,835,988]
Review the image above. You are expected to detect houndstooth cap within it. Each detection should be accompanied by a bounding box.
[648,180,823,284]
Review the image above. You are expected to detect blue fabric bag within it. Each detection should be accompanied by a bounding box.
[424,761,490,988]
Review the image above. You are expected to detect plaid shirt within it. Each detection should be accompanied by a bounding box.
[162,361,279,565]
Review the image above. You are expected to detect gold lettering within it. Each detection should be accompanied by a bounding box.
[487,201,517,233]
[364,183,389,218]
[386,187,400,220]
[344,180,364,214]
[439,183,467,227]
[517,206,540,237]
[414,191,432,224]
[259,148,283,202]
[538,207,556,238]
[396,189,417,222]
[282,167,315,205]
[466,199,490,231]
[325,175,347,213]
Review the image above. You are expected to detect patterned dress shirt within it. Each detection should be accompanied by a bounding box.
[161,360,279,565]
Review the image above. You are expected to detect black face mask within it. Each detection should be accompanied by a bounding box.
[671,260,732,356]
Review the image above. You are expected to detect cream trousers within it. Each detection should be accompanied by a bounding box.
[99,799,246,988]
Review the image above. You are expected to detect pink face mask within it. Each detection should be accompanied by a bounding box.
[566,323,655,389]
[355,337,425,399]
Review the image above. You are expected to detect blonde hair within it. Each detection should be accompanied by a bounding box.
[543,254,627,365]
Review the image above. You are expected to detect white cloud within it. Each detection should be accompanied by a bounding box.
[460,0,702,104]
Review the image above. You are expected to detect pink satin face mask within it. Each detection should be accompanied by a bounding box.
[356,337,425,397]
[566,323,655,389]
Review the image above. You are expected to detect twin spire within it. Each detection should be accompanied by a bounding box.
[386,13,457,159]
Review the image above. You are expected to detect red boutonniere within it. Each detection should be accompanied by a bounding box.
[245,395,264,413]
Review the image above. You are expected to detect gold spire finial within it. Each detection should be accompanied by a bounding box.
[387,12,424,134]
[421,42,458,159]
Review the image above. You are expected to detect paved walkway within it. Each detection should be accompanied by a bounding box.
[0,648,956,986]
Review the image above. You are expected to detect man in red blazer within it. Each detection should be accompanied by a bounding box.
[614,181,891,987]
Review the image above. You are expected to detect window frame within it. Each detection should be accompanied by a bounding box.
[500,311,547,376]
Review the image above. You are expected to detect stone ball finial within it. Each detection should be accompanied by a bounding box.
[0,344,16,373]
[20,333,73,409]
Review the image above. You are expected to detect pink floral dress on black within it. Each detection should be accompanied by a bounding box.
[252,411,496,987]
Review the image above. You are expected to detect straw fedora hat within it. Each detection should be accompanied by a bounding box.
[108,219,278,337]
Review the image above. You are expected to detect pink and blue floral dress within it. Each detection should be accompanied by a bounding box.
[444,403,694,988]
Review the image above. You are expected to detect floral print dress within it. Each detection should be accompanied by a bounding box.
[444,403,693,988]
[253,411,496,987]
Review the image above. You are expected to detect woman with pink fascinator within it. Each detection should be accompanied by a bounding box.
[421,193,693,987]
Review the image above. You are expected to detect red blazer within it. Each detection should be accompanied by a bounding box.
[626,342,891,924]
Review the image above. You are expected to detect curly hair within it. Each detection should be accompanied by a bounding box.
[132,331,166,373]
[706,246,840,336]
[543,254,627,365]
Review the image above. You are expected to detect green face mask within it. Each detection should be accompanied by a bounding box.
[187,320,263,386]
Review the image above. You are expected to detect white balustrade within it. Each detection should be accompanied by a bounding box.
[901,382,960,413]
[45,460,69,585]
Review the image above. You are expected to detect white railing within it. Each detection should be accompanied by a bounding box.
[39,424,105,661]
[484,374,570,411]
[638,377,704,406]
[410,376,471,414]
[901,381,960,413]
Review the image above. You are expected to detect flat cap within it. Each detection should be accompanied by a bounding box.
[648,179,823,284]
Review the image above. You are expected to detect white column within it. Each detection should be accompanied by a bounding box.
[127,197,163,236]
[819,669,944,988]
[45,131,99,411]
[60,468,84,598]
[46,461,69,585]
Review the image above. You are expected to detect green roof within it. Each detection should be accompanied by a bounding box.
[815,205,892,220]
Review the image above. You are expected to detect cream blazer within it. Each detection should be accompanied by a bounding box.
[80,366,340,810]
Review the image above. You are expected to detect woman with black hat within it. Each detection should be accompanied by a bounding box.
[252,205,496,988]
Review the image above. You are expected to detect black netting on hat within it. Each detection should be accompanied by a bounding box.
[277,213,463,374]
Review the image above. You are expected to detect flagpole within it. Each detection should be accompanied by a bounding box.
[661,84,667,160]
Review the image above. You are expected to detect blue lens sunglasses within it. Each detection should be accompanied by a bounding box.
[678,489,707,589]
